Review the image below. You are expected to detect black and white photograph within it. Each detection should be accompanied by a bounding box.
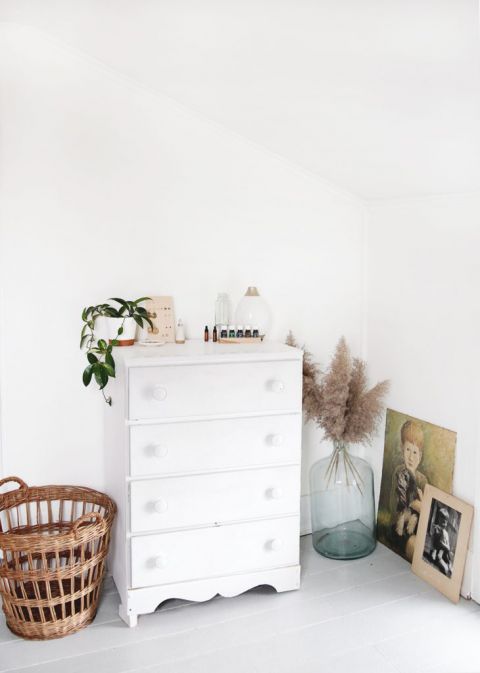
[413,485,474,604]
[422,498,461,578]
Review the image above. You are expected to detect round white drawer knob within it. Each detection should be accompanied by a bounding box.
[152,385,168,402]
[268,434,284,447]
[151,444,168,459]
[266,487,283,500]
[153,499,168,514]
[268,380,285,393]
[268,538,283,552]
[154,554,168,569]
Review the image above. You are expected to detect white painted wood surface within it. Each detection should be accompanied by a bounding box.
[129,467,300,532]
[0,539,477,673]
[129,413,300,477]
[128,359,301,420]
[105,341,303,625]
[131,518,300,588]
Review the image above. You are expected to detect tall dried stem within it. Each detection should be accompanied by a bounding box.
[287,333,389,490]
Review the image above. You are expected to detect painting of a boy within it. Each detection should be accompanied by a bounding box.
[377,410,456,562]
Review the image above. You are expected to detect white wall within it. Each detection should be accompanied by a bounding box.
[2,1,480,200]
[0,25,365,509]
[365,195,480,596]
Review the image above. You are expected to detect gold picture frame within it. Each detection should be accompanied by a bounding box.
[412,484,473,603]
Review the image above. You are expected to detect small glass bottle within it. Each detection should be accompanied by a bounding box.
[175,319,185,344]
[228,325,236,338]
[215,293,230,328]
[244,325,252,338]
[252,327,259,338]
[204,325,209,342]
[212,325,218,342]
[220,325,228,339]
[236,325,244,338]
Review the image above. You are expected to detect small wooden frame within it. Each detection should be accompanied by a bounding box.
[143,296,175,343]
[412,484,473,603]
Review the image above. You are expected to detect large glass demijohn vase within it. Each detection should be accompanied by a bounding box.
[310,440,376,560]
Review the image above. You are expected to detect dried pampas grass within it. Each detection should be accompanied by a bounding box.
[286,331,323,423]
[286,333,389,445]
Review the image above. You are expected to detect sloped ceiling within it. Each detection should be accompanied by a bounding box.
[2,0,480,199]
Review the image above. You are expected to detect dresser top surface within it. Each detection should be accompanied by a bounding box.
[114,340,303,367]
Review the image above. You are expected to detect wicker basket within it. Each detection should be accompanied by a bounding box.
[0,476,116,640]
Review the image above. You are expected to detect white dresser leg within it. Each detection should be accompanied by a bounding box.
[119,603,138,628]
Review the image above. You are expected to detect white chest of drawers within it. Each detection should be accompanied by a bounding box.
[105,340,303,627]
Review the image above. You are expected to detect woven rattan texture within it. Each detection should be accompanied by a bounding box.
[0,477,116,640]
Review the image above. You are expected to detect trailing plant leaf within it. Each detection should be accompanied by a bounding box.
[109,298,129,310]
[93,363,108,389]
[103,363,115,377]
[105,351,115,371]
[83,365,93,386]
[80,296,151,404]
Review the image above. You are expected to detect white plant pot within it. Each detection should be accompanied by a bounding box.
[107,317,137,346]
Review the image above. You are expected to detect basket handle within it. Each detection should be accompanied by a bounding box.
[0,476,28,493]
[72,511,106,537]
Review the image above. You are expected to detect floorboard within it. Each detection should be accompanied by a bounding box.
[0,538,477,673]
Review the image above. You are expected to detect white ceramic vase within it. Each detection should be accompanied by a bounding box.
[234,287,271,336]
[107,317,137,346]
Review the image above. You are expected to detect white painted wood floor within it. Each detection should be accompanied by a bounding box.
[1,537,479,673]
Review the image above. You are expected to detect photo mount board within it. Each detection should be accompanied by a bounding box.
[143,296,175,343]
[412,484,473,603]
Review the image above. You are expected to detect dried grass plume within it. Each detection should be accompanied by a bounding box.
[286,331,322,422]
[286,333,389,445]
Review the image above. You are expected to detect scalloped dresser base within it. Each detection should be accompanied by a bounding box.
[118,565,301,627]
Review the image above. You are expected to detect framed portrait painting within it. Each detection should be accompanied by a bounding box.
[412,485,473,603]
[377,409,456,562]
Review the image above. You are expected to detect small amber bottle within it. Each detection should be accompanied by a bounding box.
[204,325,209,342]
[212,325,218,342]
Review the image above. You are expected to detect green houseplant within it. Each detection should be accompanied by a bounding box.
[80,297,153,405]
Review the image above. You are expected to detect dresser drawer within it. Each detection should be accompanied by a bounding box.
[129,414,301,477]
[129,465,300,533]
[131,516,299,588]
[128,360,301,420]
